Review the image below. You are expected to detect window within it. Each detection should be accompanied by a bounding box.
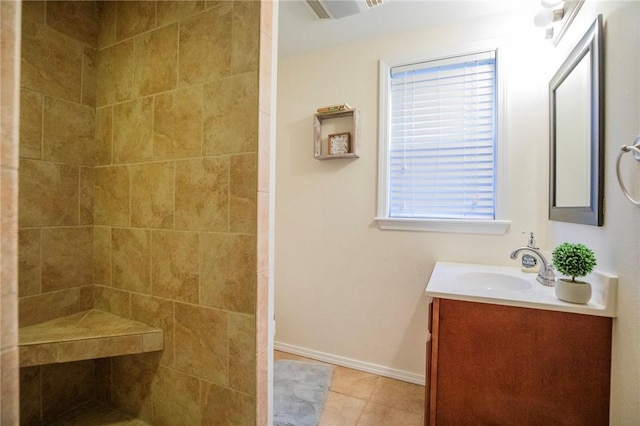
[376,47,510,234]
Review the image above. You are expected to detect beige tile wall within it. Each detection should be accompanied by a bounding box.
[1,1,21,423]
[18,0,98,329]
[20,360,108,422]
[17,1,101,422]
[94,1,261,423]
[16,0,272,424]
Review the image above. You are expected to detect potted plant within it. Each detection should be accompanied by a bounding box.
[552,242,597,304]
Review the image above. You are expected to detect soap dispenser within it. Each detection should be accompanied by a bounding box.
[521,232,540,273]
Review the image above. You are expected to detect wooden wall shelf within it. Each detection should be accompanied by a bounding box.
[313,108,360,160]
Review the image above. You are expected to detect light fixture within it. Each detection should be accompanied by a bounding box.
[533,0,584,45]
[534,8,564,28]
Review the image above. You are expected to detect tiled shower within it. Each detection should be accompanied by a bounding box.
[12,1,272,424]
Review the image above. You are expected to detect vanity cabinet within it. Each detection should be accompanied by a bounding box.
[426,298,612,426]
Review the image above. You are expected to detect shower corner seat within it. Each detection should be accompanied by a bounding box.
[18,309,163,367]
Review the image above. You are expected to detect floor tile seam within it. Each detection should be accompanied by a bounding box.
[326,388,370,404]
[368,380,425,414]
[364,397,425,416]
[329,370,380,400]
[363,399,426,421]
[354,399,374,426]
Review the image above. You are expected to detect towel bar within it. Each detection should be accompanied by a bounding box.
[616,135,640,205]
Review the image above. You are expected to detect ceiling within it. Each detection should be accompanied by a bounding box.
[278,0,534,58]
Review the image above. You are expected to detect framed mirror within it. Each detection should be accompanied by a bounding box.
[549,15,604,226]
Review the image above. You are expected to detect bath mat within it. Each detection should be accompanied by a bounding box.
[273,359,333,426]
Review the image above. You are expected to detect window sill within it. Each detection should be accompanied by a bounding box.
[374,217,511,235]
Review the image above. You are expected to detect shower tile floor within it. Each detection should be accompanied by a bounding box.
[275,350,425,426]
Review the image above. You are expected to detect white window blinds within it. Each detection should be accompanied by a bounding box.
[388,50,497,220]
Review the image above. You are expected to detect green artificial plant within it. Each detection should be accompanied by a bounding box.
[552,243,597,283]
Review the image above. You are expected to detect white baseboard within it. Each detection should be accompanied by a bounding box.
[274,341,426,385]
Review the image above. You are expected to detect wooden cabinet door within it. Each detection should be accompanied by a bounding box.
[427,298,611,426]
[425,298,435,426]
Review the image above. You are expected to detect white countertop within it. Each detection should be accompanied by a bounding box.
[425,261,617,317]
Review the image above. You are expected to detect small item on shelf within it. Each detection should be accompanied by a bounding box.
[328,132,350,156]
[316,103,352,114]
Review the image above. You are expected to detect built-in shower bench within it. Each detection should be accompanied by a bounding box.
[18,309,163,367]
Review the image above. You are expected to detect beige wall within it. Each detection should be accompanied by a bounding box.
[276,4,552,382]
[16,0,272,424]
[1,1,21,423]
[276,3,640,421]
[548,2,640,423]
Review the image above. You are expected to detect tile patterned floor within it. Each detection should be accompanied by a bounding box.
[275,350,425,426]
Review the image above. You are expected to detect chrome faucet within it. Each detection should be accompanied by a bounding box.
[510,247,556,287]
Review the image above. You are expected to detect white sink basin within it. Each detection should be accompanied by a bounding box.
[456,271,533,292]
[425,261,617,317]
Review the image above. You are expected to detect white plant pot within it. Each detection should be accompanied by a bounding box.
[555,279,592,304]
